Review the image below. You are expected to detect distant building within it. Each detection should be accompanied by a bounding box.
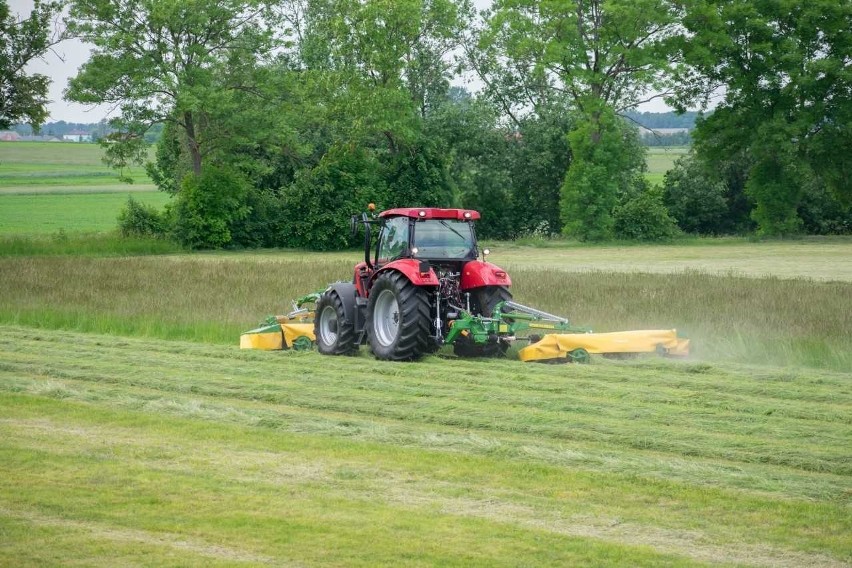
[63,130,92,142]
[0,131,21,141]
[19,135,62,142]
[638,127,691,136]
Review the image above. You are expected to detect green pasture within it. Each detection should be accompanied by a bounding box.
[0,141,153,192]
[0,142,160,235]
[0,192,171,235]
[645,146,687,186]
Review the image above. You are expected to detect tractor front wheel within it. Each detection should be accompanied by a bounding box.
[315,290,358,356]
[367,271,431,361]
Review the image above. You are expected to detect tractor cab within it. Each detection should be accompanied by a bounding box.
[374,208,480,266]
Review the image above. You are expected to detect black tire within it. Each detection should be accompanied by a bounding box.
[470,285,512,317]
[314,290,358,356]
[366,271,432,361]
[454,285,512,358]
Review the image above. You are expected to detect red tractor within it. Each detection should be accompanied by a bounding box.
[314,207,513,361]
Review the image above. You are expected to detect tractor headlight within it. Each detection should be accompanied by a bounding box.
[411,247,419,255]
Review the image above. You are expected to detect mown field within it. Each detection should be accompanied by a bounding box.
[1,326,850,567]
[1,141,850,566]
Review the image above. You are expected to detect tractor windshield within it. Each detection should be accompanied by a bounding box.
[413,219,475,259]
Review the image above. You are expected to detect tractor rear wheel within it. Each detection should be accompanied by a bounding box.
[471,285,512,317]
[315,290,358,356]
[454,285,512,358]
[367,271,431,361]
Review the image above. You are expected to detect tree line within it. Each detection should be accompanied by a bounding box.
[5,0,851,248]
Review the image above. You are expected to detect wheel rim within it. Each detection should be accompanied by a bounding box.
[319,305,338,345]
[373,289,400,347]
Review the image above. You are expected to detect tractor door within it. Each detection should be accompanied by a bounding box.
[374,216,411,267]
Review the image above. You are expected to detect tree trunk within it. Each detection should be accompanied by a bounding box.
[183,110,202,175]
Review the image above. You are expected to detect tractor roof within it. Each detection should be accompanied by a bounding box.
[379,208,481,220]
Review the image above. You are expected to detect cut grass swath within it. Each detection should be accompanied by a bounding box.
[0,326,849,566]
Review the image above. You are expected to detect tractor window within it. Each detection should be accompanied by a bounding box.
[378,216,410,262]
[413,219,475,259]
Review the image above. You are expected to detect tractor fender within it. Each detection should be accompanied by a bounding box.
[373,259,440,289]
[326,282,360,328]
[460,260,512,290]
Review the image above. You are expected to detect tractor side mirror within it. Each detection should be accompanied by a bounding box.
[350,214,359,237]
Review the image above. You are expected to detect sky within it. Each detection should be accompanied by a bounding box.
[12,0,674,124]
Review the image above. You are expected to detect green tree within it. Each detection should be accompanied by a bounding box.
[423,89,514,238]
[613,186,679,241]
[170,166,251,249]
[0,0,61,128]
[507,109,574,236]
[663,154,728,235]
[480,0,687,239]
[680,0,852,234]
[561,109,648,240]
[282,145,386,251]
[65,0,277,176]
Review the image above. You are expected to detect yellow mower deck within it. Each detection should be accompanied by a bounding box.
[518,329,689,362]
[240,313,316,351]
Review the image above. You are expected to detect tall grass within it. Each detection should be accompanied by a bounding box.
[0,233,182,256]
[1,256,849,370]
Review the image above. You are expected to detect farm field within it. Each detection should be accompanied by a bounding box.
[0,141,162,235]
[1,326,849,567]
[2,141,851,566]
[1,255,850,566]
[1,251,851,368]
[0,192,171,235]
[174,238,852,282]
[645,146,687,186]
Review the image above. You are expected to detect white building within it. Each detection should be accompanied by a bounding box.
[63,130,92,142]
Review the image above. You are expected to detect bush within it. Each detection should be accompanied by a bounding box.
[229,188,287,248]
[663,155,729,234]
[613,189,680,241]
[169,166,250,249]
[281,146,386,251]
[118,196,167,238]
[798,178,852,235]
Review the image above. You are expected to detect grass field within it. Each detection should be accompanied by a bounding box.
[1,253,850,370]
[0,142,152,191]
[0,192,172,235]
[0,141,164,235]
[1,327,849,567]
[645,147,688,186]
